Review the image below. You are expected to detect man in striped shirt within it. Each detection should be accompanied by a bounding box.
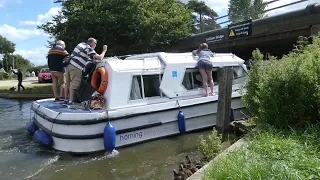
[65,37,107,104]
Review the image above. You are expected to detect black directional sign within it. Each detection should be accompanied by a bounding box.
[228,19,252,39]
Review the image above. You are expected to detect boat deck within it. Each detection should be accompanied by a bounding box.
[36,99,105,113]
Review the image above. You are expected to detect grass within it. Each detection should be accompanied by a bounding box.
[0,85,53,94]
[202,124,320,180]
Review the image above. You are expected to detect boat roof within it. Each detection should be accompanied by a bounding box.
[102,52,245,72]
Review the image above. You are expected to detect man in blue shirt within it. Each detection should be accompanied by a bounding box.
[65,37,107,104]
[47,40,69,101]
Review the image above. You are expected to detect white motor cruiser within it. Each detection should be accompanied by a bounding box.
[27,52,248,154]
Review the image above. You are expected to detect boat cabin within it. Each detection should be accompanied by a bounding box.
[95,52,248,110]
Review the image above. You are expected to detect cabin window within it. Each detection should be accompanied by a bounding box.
[182,68,219,90]
[182,66,247,91]
[232,66,247,85]
[130,76,143,100]
[143,74,161,97]
[182,73,193,90]
[129,74,164,100]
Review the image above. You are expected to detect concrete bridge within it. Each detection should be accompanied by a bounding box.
[170,3,320,60]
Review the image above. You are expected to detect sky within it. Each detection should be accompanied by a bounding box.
[0,0,319,66]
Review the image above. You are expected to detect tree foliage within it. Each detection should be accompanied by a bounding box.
[187,0,220,33]
[0,35,15,54]
[27,65,48,73]
[228,0,266,23]
[38,0,192,55]
[2,54,33,72]
[0,35,33,72]
[241,36,320,129]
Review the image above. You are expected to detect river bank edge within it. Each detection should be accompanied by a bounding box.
[186,135,248,180]
[0,93,53,100]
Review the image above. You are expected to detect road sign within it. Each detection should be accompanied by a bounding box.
[228,19,252,39]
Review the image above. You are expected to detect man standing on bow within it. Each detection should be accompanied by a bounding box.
[47,40,69,101]
[65,37,107,104]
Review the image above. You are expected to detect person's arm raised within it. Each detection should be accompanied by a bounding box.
[92,45,108,60]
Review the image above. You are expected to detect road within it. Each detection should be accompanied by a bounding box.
[0,77,51,87]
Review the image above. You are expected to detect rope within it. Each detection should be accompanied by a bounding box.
[105,98,110,122]
[176,100,181,111]
[29,104,32,122]
[106,109,110,122]
[50,112,62,135]
[31,104,41,122]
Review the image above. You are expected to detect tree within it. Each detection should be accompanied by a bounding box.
[0,35,15,72]
[2,54,32,71]
[38,0,192,55]
[0,35,15,54]
[0,35,34,72]
[187,0,220,33]
[228,0,266,23]
[251,0,266,20]
[202,18,220,32]
[27,65,48,73]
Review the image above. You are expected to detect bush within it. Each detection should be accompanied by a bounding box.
[198,129,222,161]
[0,72,13,80]
[241,36,320,129]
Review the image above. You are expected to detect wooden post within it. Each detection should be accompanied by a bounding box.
[311,25,320,36]
[216,67,233,134]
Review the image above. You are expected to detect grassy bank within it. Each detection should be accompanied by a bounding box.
[0,85,53,94]
[202,124,320,180]
[191,36,320,179]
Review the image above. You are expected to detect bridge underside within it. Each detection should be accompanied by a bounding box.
[170,3,320,61]
[223,27,313,60]
[174,26,315,61]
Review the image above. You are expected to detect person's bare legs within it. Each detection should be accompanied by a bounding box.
[68,66,82,103]
[69,88,77,102]
[199,68,208,96]
[60,84,65,99]
[206,69,215,95]
[51,73,59,99]
[65,67,70,102]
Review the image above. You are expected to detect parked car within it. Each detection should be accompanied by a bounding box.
[38,68,52,83]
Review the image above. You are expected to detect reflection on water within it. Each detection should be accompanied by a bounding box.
[0,98,214,180]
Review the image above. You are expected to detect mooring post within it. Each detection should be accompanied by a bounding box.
[216,67,233,134]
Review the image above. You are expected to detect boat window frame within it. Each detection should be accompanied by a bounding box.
[181,67,220,91]
[181,65,248,91]
[128,73,166,102]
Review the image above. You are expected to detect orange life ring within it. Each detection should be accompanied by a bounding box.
[91,67,108,94]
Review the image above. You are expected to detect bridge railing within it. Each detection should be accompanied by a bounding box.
[215,0,310,26]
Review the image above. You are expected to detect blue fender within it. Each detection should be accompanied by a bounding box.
[26,122,38,135]
[103,122,116,152]
[178,111,186,133]
[34,129,53,146]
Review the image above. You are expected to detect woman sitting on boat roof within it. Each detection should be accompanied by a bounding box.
[193,43,215,97]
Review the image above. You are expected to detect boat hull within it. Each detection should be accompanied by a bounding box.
[30,95,248,153]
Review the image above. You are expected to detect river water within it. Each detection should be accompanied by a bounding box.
[0,98,216,180]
